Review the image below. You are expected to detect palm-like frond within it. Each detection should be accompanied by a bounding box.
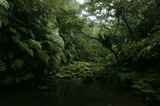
[28,39,42,50]
[0,0,9,9]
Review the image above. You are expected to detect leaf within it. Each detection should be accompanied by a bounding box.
[26,48,34,57]
[142,89,157,95]
[36,50,50,61]
[0,0,10,9]
[60,52,67,63]
[18,27,27,33]
[28,39,42,50]
[0,9,8,26]
[11,59,24,70]
[46,31,64,49]
[132,85,142,90]
[12,33,21,42]
[9,27,17,34]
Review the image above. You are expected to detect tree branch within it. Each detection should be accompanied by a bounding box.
[85,36,100,41]
[121,16,135,40]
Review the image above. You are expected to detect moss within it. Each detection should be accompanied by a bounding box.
[53,62,102,81]
[55,73,72,79]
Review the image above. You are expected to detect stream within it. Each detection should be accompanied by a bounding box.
[0,79,146,106]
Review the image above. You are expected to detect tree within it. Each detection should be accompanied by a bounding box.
[0,0,68,85]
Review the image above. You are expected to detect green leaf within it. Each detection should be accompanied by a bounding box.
[9,27,17,34]
[0,0,10,9]
[18,27,27,33]
[28,39,42,50]
[26,48,34,57]
[132,85,142,90]
[11,59,24,70]
[37,50,50,61]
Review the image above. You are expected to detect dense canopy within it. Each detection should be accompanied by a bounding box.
[0,0,160,105]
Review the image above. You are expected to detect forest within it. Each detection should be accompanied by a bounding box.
[0,0,160,106]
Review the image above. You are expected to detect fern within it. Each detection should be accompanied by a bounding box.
[36,50,50,61]
[42,41,54,51]
[12,34,34,57]
[11,59,24,70]
[0,60,6,72]
[28,39,42,50]
[0,0,9,9]
[60,52,67,63]
[26,48,34,57]
[46,33,64,49]
[0,7,8,26]
[12,32,22,43]
[50,55,61,67]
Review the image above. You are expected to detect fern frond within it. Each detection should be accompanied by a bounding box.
[0,8,8,26]
[50,55,61,66]
[28,39,42,50]
[12,32,22,43]
[60,52,67,63]
[36,50,50,61]
[42,40,63,54]
[46,33,64,49]
[0,0,10,9]
[26,48,34,57]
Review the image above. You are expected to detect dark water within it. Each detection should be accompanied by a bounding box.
[0,79,146,106]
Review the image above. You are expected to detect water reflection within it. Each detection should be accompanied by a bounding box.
[0,79,146,106]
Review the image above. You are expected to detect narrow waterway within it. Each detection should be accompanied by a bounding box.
[0,79,146,106]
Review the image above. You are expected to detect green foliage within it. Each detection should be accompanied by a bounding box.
[0,0,160,105]
[0,0,9,9]
[0,60,6,72]
[132,79,158,102]
[0,0,74,86]
[28,39,42,50]
[118,72,138,88]
[119,26,160,68]
[0,0,9,26]
[55,73,72,79]
[11,59,24,70]
[53,62,102,83]
[16,72,34,82]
